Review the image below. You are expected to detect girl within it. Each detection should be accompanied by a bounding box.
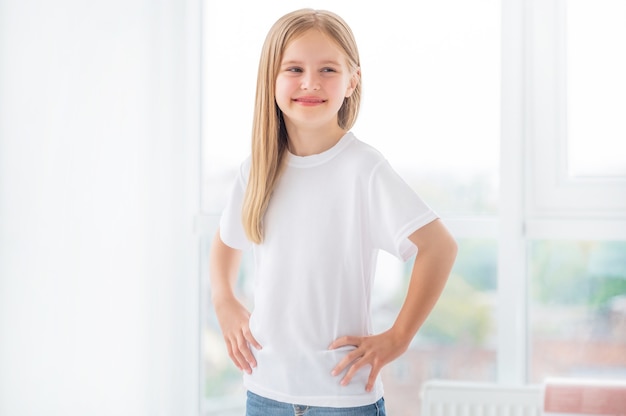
[210,8,457,416]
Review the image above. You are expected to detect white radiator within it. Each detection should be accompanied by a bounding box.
[420,380,543,416]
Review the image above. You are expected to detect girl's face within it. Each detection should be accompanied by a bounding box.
[275,30,358,133]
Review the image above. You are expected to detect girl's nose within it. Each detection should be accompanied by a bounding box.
[300,73,320,90]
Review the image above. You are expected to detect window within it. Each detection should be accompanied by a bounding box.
[199,0,626,415]
[523,0,626,384]
[529,240,626,381]
[527,0,626,217]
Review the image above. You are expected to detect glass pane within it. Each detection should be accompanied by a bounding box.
[567,0,626,177]
[529,240,626,382]
[352,2,501,216]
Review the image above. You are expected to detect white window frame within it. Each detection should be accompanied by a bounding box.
[498,0,528,385]
[500,0,626,386]
[526,0,626,222]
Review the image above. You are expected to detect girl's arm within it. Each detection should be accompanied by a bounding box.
[329,218,457,391]
[209,229,262,374]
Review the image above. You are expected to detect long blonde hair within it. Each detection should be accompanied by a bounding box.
[242,9,362,243]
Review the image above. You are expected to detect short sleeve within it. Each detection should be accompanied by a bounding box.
[368,160,438,261]
[219,161,252,251]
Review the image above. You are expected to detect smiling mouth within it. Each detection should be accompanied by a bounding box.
[293,97,327,104]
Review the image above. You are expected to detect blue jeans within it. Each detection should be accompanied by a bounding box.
[246,391,386,416]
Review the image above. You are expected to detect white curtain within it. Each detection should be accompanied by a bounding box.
[0,1,200,414]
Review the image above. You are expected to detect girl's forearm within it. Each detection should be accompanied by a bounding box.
[209,229,243,304]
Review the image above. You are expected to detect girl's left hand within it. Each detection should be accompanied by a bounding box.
[328,329,409,392]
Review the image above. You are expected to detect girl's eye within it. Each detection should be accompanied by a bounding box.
[287,67,303,73]
[321,67,337,73]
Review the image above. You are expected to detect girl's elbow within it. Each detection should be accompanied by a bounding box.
[436,226,458,265]
[434,220,458,259]
[448,234,459,258]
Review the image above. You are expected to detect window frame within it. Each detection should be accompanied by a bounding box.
[501,0,626,386]
[526,0,626,220]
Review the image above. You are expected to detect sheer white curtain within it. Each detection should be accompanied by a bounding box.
[0,1,200,415]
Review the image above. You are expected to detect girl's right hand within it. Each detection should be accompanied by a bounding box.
[213,298,262,374]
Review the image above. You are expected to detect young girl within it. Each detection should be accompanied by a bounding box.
[210,8,457,416]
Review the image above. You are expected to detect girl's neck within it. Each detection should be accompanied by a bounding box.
[285,122,347,157]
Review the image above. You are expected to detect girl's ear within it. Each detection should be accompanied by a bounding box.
[345,68,361,98]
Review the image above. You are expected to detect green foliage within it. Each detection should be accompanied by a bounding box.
[419,274,493,345]
[530,241,626,308]
[589,277,626,308]
[452,239,497,291]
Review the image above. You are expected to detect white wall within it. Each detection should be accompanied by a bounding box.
[0,0,200,414]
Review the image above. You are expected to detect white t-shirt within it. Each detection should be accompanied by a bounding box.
[219,132,438,408]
